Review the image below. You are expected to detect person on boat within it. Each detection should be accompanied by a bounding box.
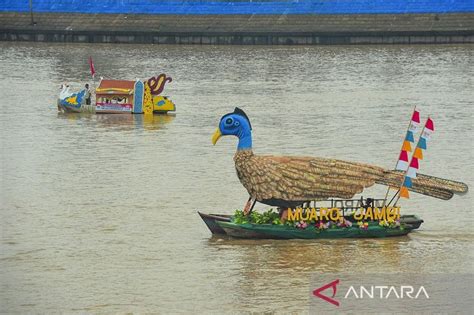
[85,84,91,105]
[279,208,289,222]
[363,197,374,209]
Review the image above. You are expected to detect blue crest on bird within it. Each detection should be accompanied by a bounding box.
[219,107,252,131]
[233,107,252,130]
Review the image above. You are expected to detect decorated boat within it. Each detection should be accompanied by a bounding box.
[198,198,424,239]
[57,74,175,114]
[201,107,467,240]
[57,84,94,113]
[95,74,175,114]
[198,210,424,237]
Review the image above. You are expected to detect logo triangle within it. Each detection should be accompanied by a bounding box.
[313,279,340,307]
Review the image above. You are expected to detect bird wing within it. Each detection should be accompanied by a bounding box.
[237,154,386,202]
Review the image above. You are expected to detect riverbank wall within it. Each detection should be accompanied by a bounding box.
[1,1,473,45]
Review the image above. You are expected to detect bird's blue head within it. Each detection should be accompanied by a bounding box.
[212,107,252,150]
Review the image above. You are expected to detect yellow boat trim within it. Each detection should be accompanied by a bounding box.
[96,88,133,94]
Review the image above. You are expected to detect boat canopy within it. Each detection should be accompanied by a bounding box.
[96,80,135,95]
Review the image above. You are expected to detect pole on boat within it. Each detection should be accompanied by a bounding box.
[392,117,430,207]
[386,188,400,207]
[88,56,97,107]
[392,193,402,208]
[382,105,417,207]
[29,0,36,25]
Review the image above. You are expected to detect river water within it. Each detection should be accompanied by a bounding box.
[0,42,473,313]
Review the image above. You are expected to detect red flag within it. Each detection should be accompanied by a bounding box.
[425,117,434,131]
[411,110,420,124]
[410,157,419,169]
[89,56,96,78]
[399,150,409,162]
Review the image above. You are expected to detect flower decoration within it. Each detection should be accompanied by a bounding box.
[315,221,329,230]
[337,218,353,228]
[358,221,369,230]
[379,219,402,229]
[295,221,309,229]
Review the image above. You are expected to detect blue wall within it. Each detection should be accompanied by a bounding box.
[2,0,473,15]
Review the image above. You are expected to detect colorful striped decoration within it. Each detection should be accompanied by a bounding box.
[395,109,420,171]
[399,117,435,199]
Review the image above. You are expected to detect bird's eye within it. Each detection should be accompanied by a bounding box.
[225,118,233,125]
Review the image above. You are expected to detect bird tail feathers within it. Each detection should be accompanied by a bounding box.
[376,170,468,200]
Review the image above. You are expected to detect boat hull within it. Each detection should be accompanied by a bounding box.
[58,103,95,113]
[58,103,82,113]
[217,221,413,239]
[199,212,423,237]
[197,212,231,234]
[398,214,424,229]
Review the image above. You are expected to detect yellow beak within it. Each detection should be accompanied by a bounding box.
[212,128,222,145]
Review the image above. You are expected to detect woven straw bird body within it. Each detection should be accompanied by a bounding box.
[213,108,468,208]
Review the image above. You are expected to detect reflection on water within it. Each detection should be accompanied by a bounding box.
[57,112,176,131]
[0,42,473,313]
[207,236,407,275]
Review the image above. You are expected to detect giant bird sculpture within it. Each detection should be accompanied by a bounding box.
[212,108,468,213]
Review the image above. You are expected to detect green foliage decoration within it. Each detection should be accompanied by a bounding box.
[232,209,282,225]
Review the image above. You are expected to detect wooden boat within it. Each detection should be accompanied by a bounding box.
[216,221,413,239]
[198,211,423,238]
[95,76,176,114]
[57,74,176,114]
